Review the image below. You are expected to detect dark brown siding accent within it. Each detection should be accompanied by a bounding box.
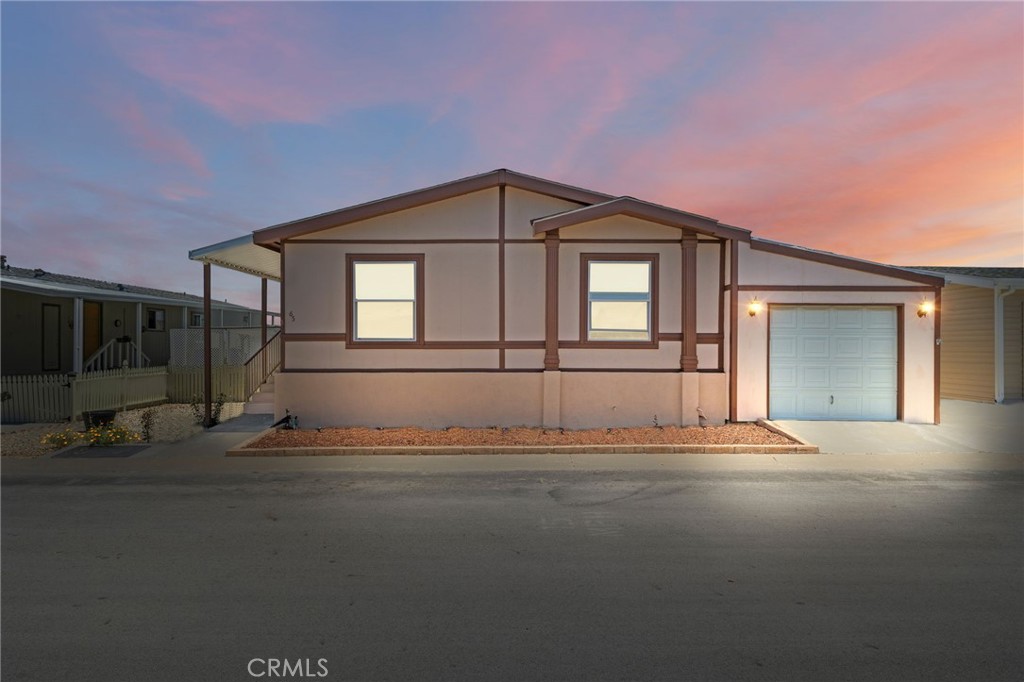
[293,239,500,244]
[531,196,751,242]
[345,340,541,350]
[737,285,936,292]
[749,239,945,286]
[729,240,739,422]
[544,233,560,370]
[681,233,698,371]
[282,368,542,374]
[578,253,660,350]
[934,287,942,424]
[718,241,726,371]
[896,305,905,421]
[203,263,212,427]
[345,254,426,347]
[280,244,287,370]
[561,239,683,244]
[498,184,506,369]
[254,169,611,245]
[657,333,721,343]
[284,333,348,342]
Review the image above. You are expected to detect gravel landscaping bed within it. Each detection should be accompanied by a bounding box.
[250,423,796,449]
[1,402,246,458]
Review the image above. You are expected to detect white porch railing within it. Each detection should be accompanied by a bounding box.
[83,339,151,373]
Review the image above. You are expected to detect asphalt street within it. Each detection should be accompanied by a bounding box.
[2,461,1022,682]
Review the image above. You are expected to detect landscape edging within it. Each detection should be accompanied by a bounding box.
[226,442,820,457]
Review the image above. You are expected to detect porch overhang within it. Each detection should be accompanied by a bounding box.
[189,234,281,281]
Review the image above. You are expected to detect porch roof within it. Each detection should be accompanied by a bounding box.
[188,233,281,281]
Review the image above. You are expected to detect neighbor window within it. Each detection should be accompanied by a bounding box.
[348,255,423,343]
[190,313,203,327]
[146,308,165,331]
[582,255,657,343]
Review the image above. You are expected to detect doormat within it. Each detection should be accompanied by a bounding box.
[53,445,149,458]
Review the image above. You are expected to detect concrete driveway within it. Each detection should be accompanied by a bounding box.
[772,399,1023,455]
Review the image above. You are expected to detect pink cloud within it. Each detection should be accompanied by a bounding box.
[98,88,211,180]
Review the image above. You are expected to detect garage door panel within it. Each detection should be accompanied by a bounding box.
[833,308,863,329]
[800,336,829,358]
[797,393,831,418]
[770,305,897,421]
[833,336,863,359]
[865,308,896,330]
[800,366,830,388]
[772,365,797,388]
[831,366,863,388]
[865,337,896,360]
[865,365,896,388]
[772,307,798,329]
[799,308,830,329]
[771,336,797,359]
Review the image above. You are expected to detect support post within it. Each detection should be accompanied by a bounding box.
[261,277,268,380]
[135,302,143,368]
[681,233,699,372]
[543,233,560,370]
[203,263,213,427]
[728,240,739,423]
[72,297,84,374]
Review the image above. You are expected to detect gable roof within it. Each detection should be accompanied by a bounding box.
[0,264,267,312]
[530,196,751,241]
[252,169,614,246]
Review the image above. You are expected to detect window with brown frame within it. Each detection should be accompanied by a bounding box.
[580,253,659,347]
[346,254,425,345]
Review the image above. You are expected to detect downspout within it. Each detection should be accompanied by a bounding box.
[995,285,1019,403]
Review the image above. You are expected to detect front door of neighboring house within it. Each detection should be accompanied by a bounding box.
[83,301,102,361]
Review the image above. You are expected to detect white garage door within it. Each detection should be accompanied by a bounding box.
[770,306,898,420]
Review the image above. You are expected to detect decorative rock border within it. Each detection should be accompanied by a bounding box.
[226,428,819,457]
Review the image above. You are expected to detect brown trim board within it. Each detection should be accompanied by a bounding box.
[718,241,725,371]
[544,233,560,369]
[729,239,739,422]
[934,287,941,425]
[736,285,937,292]
[498,183,506,369]
[681,233,698,371]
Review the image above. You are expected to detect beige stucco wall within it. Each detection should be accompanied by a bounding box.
[555,215,686,241]
[504,187,583,239]
[743,243,926,286]
[285,242,499,340]
[275,369,729,429]
[286,342,498,370]
[275,371,543,428]
[734,240,938,423]
[504,243,546,341]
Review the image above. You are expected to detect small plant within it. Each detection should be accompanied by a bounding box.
[41,428,83,448]
[189,392,229,427]
[140,408,157,442]
[652,414,662,429]
[85,424,142,447]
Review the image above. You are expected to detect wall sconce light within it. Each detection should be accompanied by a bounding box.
[917,301,934,318]
[747,299,763,317]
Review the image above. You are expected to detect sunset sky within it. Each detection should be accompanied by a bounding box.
[2,2,1021,310]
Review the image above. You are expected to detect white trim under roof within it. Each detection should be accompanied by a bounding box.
[189,233,281,281]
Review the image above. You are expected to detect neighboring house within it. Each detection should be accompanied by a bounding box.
[0,261,273,375]
[190,169,946,428]
[908,267,1024,403]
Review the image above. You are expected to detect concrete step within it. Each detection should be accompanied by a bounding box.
[249,391,274,404]
[243,401,275,415]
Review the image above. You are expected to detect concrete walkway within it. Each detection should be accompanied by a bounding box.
[773,399,1023,455]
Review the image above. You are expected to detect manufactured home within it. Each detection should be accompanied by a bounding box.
[191,169,945,428]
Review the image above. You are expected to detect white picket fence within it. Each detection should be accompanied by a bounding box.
[1,365,256,424]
